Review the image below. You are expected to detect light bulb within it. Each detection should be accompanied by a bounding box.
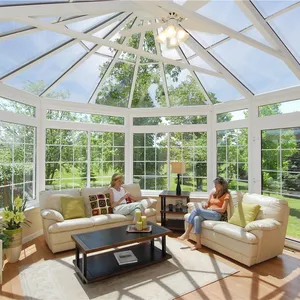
[157,31,167,43]
[169,37,178,47]
[165,25,176,38]
[177,29,187,41]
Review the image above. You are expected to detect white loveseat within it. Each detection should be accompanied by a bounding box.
[184,192,290,266]
[39,184,157,253]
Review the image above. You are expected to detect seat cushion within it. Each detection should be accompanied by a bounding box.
[213,223,258,244]
[91,214,129,226]
[48,218,94,233]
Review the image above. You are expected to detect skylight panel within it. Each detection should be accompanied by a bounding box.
[252,0,299,18]
[93,21,120,39]
[160,43,181,60]
[0,21,30,34]
[0,30,71,78]
[195,72,243,103]
[131,64,166,108]
[46,55,111,103]
[179,43,195,59]
[0,0,66,4]
[67,14,117,33]
[81,41,96,50]
[268,5,300,62]
[242,27,272,47]
[97,46,116,57]
[209,38,300,94]
[4,43,86,95]
[196,0,252,31]
[188,56,215,72]
[165,64,207,106]
[96,62,135,107]
[187,29,227,49]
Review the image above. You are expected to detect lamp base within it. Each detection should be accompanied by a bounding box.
[176,174,181,195]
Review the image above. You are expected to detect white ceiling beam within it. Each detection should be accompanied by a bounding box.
[236,0,300,80]
[0,1,138,18]
[128,28,144,108]
[13,16,223,77]
[183,0,210,11]
[176,46,212,104]
[185,37,253,99]
[153,24,170,107]
[158,1,285,60]
[40,14,135,97]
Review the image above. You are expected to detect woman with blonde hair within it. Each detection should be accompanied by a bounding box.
[109,173,145,218]
[179,177,230,250]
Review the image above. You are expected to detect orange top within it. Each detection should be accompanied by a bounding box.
[207,192,230,209]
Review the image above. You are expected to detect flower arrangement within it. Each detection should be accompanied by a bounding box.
[1,196,31,230]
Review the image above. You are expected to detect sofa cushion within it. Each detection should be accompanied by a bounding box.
[244,218,281,232]
[213,223,258,244]
[61,196,86,220]
[81,187,110,217]
[48,218,94,233]
[242,193,289,222]
[89,193,112,216]
[39,189,81,211]
[227,191,244,219]
[122,183,142,198]
[91,214,129,226]
[228,202,260,227]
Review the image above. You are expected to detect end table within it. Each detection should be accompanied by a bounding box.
[159,190,190,231]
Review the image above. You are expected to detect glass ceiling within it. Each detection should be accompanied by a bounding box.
[1,0,300,108]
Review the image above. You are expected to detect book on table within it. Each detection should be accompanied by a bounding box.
[114,250,138,265]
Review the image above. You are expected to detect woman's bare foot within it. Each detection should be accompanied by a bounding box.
[178,233,189,240]
[191,244,202,251]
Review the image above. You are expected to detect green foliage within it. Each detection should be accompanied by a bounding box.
[0,231,13,249]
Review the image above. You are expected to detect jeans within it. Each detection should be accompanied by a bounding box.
[187,208,221,234]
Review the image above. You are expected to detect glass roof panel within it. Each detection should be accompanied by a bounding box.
[187,29,228,48]
[47,55,111,103]
[93,21,120,39]
[196,0,252,31]
[242,27,272,47]
[37,17,59,23]
[0,21,30,34]
[96,62,135,107]
[0,0,66,4]
[160,43,181,60]
[67,14,117,32]
[165,64,207,106]
[132,64,166,108]
[209,38,300,94]
[251,0,299,18]
[179,43,195,59]
[4,43,86,95]
[81,41,95,50]
[268,5,300,62]
[188,56,215,72]
[0,30,71,78]
[195,72,243,103]
[119,33,140,62]
[97,46,116,57]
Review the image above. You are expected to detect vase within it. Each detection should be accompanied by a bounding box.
[5,228,22,263]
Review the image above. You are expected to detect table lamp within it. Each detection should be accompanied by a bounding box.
[171,162,186,195]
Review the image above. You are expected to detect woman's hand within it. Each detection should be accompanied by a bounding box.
[121,192,130,201]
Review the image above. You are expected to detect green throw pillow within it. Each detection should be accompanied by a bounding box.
[61,196,86,220]
[228,202,261,227]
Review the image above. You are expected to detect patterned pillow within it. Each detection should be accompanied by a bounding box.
[89,193,113,216]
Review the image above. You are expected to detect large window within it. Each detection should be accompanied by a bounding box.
[217,128,248,191]
[90,132,125,186]
[133,132,207,191]
[0,121,36,208]
[261,127,300,239]
[45,129,88,190]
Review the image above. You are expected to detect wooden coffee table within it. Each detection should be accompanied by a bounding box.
[71,222,172,284]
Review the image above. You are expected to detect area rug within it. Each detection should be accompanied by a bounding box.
[19,237,238,300]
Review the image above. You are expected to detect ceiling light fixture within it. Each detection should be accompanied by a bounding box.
[157,12,188,47]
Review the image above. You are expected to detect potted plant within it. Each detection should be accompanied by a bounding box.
[0,196,31,263]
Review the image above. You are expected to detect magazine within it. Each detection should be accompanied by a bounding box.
[126,224,152,233]
[114,250,138,265]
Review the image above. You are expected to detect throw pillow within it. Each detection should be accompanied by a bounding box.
[228,202,261,227]
[89,193,113,216]
[60,196,86,220]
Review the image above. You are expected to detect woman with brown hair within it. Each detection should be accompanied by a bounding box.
[179,177,230,250]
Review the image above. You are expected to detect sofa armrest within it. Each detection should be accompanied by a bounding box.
[41,209,64,222]
[141,198,157,210]
[244,218,281,232]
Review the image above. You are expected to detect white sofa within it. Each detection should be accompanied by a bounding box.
[39,184,157,253]
[184,192,290,266]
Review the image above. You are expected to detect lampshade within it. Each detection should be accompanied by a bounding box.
[171,162,186,174]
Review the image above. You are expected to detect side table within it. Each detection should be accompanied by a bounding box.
[159,190,190,231]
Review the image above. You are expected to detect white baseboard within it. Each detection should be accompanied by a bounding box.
[22,229,43,244]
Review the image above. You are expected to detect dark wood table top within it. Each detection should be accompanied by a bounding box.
[159,190,190,197]
[71,222,171,254]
